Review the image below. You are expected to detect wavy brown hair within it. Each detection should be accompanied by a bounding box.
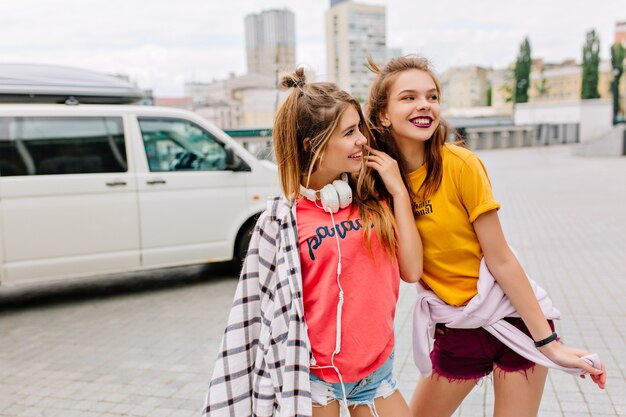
[366,55,457,203]
[273,67,397,256]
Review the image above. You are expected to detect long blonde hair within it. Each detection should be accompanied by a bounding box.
[367,55,457,201]
[273,67,397,256]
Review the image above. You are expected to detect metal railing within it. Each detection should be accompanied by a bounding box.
[460,123,579,150]
[230,123,581,159]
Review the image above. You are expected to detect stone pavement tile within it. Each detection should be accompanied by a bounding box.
[539,399,562,412]
[585,402,619,415]
[172,382,208,400]
[537,412,563,417]
[44,410,80,417]
[13,395,40,407]
[558,400,590,414]
[137,395,164,408]
[0,405,31,416]
[75,411,100,417]
[106,402,134,415]
[127,403,160,416]
[614,404,626,416]
[583,392,614,406]
[158,397,196,410]
[102,391,129,403]
[548,373,581,392]
[44,398,76,411]
[12,406,45,417]
[145,408,178,417]
[72,400,100,412]
[170,410,197,417]
[457,404,484,417]
[397,380,414,400]
[556,390,586,402]
[0,394,21,411]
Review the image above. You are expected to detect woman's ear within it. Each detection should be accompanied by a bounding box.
[380,113,391,128]
[303,137,310,151]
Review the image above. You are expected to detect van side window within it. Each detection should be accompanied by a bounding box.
[0,117,126,176]
[138,117,229,172]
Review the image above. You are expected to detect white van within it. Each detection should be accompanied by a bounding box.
[0,104,279,287]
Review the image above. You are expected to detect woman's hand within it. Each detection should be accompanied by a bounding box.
[364,145,407,198]
[539,341,607,389]
[364,145,422,283]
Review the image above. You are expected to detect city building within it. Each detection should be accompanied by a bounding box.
[245,9,296,77]
[485,67,514,115]
[527,59,622,103]
[440,66,490,109]
[325,0,386,101]
[184,73,286,129]
[153,97,193,110]
[528,59,580,103]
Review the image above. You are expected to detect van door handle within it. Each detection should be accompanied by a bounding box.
[146,179,167,185]
[106,180,127,187]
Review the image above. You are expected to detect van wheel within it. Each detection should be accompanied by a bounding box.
[235,222,255,267]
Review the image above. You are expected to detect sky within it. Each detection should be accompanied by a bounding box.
[1,0,623,96]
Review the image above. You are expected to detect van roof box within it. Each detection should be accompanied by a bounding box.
[0,63,144,104]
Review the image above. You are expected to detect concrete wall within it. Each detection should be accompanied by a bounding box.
[574,124,626,157]
[514,99,612,142]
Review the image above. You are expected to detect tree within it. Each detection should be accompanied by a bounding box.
[610,42,625,124]
[581,29,601,99]
[534,67,550,98]
[513,37,532,103]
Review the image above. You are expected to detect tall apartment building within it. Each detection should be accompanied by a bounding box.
[440,66,489,109]
[326,1,386,101]
[245,9,296,77]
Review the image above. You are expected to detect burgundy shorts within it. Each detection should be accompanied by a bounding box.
[430,318,555,380]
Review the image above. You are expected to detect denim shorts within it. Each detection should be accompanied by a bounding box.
[310,351,398,407]
[431,318,555,380]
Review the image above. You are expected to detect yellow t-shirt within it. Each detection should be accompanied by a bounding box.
[408,144,500,306]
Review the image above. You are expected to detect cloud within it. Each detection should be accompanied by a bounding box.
[1,0,623,95]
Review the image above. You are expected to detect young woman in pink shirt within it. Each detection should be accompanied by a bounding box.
[205,67,422,417]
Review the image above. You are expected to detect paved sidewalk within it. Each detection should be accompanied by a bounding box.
[0,144,624,417]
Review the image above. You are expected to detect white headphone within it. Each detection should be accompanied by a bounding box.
[299,173,352,213]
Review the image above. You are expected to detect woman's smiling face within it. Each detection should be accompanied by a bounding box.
[316,105,367,179]
[380,69,441,146]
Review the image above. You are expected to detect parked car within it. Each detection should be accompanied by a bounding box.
[0,104,279,287]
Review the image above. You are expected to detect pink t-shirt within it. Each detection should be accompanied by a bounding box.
[296,198,399,383]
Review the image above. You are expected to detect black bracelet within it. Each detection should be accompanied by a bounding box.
[534,332,558,348]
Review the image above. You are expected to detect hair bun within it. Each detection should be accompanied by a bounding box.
[279,67,307,90]
[283,78,305,88]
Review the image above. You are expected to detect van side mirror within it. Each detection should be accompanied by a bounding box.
[224,147,236,169]
[224,147,250,171]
